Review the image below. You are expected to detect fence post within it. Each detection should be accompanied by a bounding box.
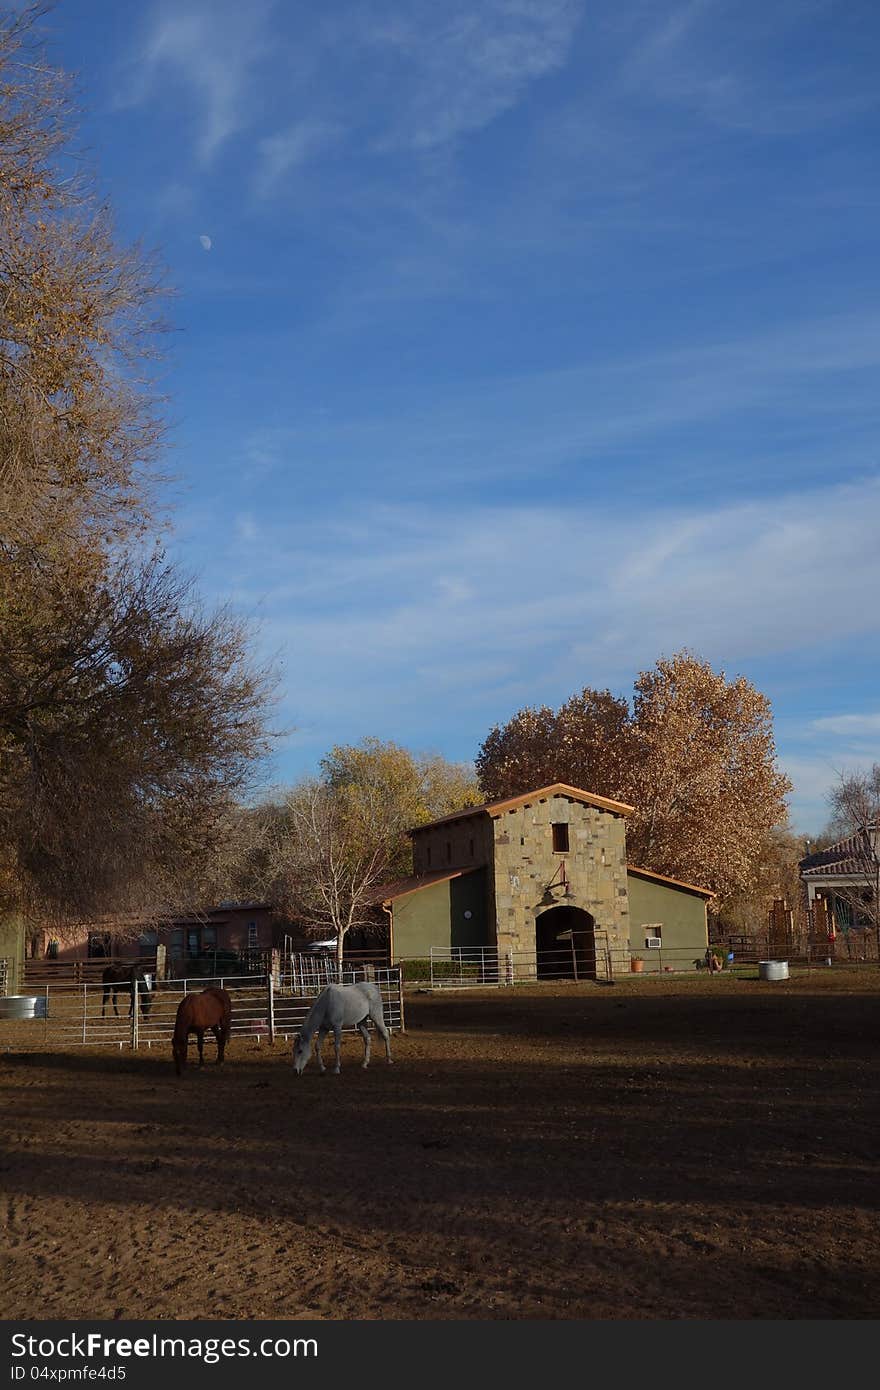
[397,965,405,1033]
[505,951,514,987]
[130,979,139,1050]
[82,983,87,1044]
[430,948,435,991]
[267,973,275,1045]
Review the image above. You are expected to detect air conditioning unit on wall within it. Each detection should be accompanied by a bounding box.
[645,936,662,949]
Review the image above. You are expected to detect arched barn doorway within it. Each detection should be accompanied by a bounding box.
[535,906,597,980]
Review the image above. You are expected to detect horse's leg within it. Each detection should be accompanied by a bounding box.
[332,1025,342,1074]
[370,1004,393,1065]
[315,1028,328,1074]
[101,986,108,1018]
[214,1025,225,1065]
[197,1029,205,1066]
[357,1020,371,1069]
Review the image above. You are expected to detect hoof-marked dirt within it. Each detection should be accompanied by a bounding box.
[1,970,878,1320]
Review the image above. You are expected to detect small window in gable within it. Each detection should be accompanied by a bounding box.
[551,823,569,853]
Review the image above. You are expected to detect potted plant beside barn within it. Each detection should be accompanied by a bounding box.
[630,954,644,974]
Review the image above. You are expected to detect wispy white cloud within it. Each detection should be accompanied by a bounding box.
[127,1,272,164]
[809,713,880,738]
[254,120,342,196]
[775,753,868,833]
[353,0,584,150]
[236,307,880,488]
[621,0,877,135]
[176,475,880,800]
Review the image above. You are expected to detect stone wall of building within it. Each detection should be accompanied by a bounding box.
[411,815,495,876]
[489,793,630,960]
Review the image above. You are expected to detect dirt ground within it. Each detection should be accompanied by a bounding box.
[1,969,879,1321]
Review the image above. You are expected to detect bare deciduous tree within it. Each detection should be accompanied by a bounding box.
[0,11,275,935]
[259,780,398,969]
[0,548,275,929]
[822,766,880,955]
[239,741,483,964]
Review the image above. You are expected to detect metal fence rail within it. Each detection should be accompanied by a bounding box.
[399,941,712,987]
[396,941,880,988]
[0,963,404,1053]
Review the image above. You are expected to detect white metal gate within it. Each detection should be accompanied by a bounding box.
[0,963,404,1052]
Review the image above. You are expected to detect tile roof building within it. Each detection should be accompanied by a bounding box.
[372,783,712,977]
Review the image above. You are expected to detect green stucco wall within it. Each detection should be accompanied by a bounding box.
[626,873,708,973]
[391,870,488,959]
[0,915,25,994]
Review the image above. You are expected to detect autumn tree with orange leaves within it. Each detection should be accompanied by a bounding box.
[476,652,792,906]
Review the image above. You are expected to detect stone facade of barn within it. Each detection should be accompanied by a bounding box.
[377,783,712,976]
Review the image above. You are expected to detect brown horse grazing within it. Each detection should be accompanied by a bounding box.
[172,987,232,1076]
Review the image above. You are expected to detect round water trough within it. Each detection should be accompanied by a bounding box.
[758,960,789,982]
[0,994,49,1020]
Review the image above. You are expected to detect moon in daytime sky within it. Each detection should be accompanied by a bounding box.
[199,234,212,251]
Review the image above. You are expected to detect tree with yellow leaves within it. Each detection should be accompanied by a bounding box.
[240,740,482,965]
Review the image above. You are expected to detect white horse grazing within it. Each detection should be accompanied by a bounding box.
[293,982,393,1075]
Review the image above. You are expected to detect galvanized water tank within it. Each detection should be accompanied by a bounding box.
[758,960,789,982]
[0,994,49,1020]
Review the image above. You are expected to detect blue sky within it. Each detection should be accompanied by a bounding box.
[43,0,880,832]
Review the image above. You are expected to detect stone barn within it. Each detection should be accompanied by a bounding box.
[375,783,711,976]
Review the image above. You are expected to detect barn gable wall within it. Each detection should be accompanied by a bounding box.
[490,793,630,960]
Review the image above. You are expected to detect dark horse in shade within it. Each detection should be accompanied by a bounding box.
[172,987,232,1075]
[101,964,154,1019]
